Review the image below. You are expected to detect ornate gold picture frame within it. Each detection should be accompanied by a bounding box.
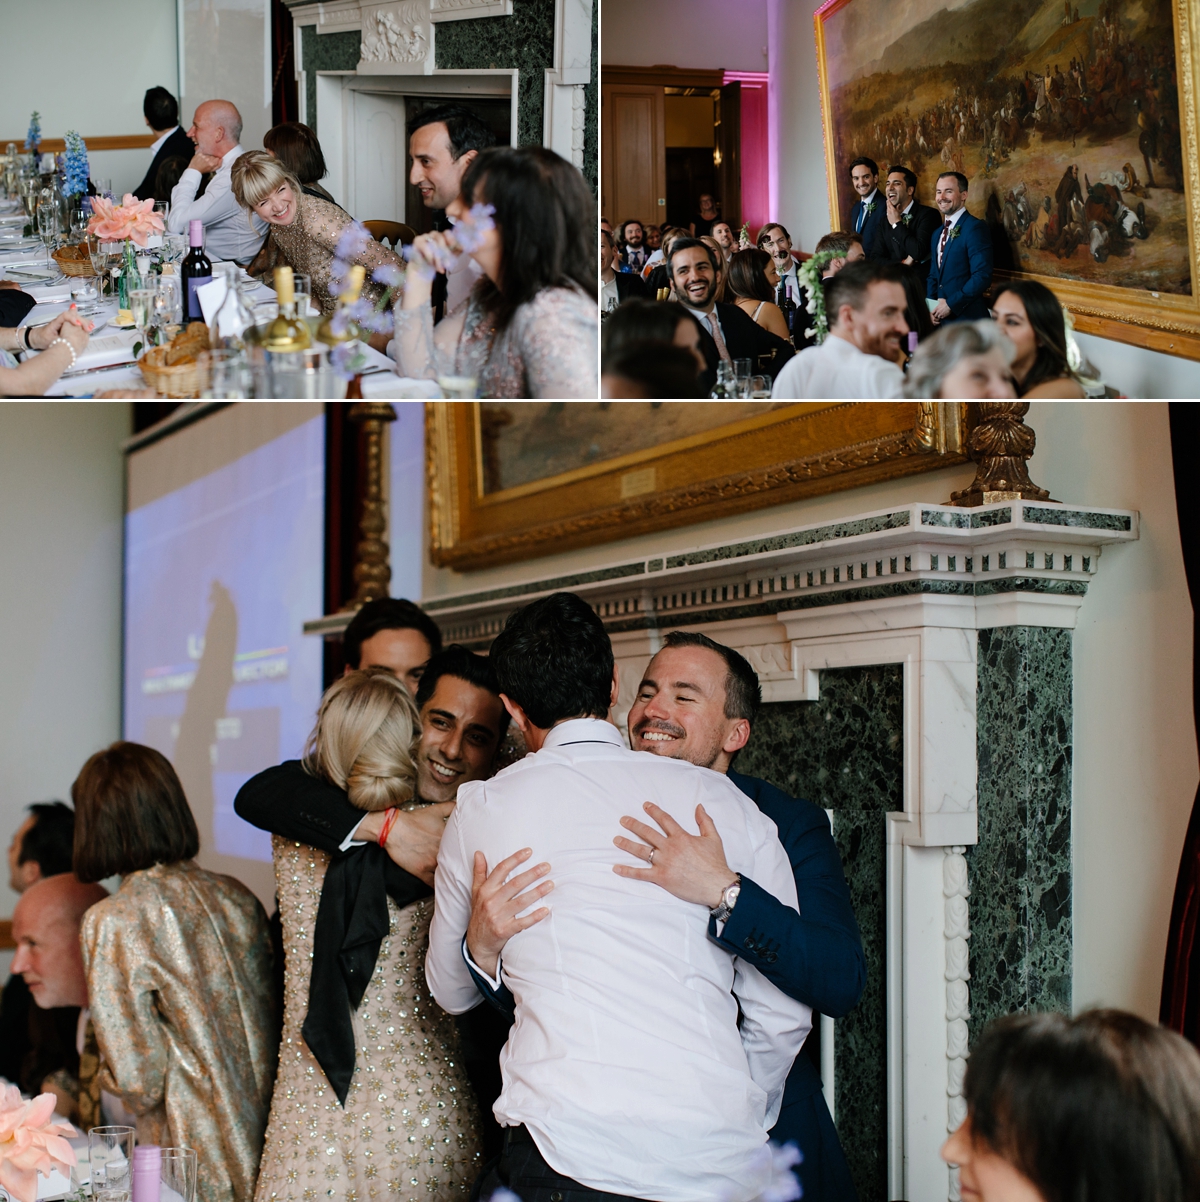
[814,0,1200,358]
[427,402,969,570]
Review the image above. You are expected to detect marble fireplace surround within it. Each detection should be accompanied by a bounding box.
[313,500,1139,1201]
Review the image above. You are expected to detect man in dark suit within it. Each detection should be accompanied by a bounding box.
[668,237,794,390]
[880,165,941,284]
[927,171,993,323]
[847,156,887,258]
[132,87,194,202]
[616,219,649,274]
[464,629,865,1202]
[601,227,648,308]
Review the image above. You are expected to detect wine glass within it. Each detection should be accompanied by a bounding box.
[87,236,108,294]
[130,274,157,352]
[70,207,88,243]
[160,1149,197,1202]
[37,193,58,254]
[154,275,182,330]
[748,374,772,398]
[89,1127,135,1202]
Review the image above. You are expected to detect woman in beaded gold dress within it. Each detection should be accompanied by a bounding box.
[255,668,481,1202]
[230,151,403,316]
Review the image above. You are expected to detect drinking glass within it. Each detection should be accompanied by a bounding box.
[154,200,170,226]
[748,374,772,398]
[95,178,113,201]
[20,178,39,220]
[154,275,183,328]
[733,358,753,398]
[292,272,312,315]
[37,196,58,252]
[71,277,103,316]
[89,1126,135,1202]
[201,348,252,399]
[130,275,157,349]
[159,1148,197,1202]
[163,233,188,264]
[70,207,88,243]
[86,236,108,293]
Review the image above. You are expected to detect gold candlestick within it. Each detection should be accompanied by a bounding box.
[346,402,397,610]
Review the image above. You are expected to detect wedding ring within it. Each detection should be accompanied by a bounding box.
[648,848,655,865]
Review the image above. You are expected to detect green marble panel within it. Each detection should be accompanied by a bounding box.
[303,29,361,135]
[583,0,597,187]
[1022,506,1131,530]
[435,0,555,146]
[737,665,903,1202]
[967,625,1073,1044]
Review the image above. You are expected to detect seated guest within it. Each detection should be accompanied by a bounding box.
[728,248,792,341]
[0,310,92,398]
[669,237,794,391]
[904,319,1017,398]
[927,170,992,323]
[848,157,887,257]
[616,219,648,274]
[1,803,79,1095]
[0,280,35,328]
[772,260,908,399]
[230,151,403,316]
[600,216,612,233]
[427,592,810,1201]
[10,874,108,1123]
[602,345,705,398]
[700,234,731,302]
[252,669,482,1202]
[711,219,736,261]
[395,147,597,398]
[758,222,801,305]
[881,166,940,282]
[152,156,190,207]
[601,226,647,308]
[75,742,276,1202]
[645,227,688,294]
[263,121,340,208]
[132,86,193,203]
[644,222,662,251]
[467,629,866,1202]
[601,298,708,376]
[166,100,266,263]
[814,229,865,276]
[991,279,1085,397]
[943,1009,1200,1202]
[690,191,720,237]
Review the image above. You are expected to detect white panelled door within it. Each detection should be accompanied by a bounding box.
[347,89,408,224]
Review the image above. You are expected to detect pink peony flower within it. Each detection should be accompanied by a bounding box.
[0,1085,77,1202]
[86,194,165,247]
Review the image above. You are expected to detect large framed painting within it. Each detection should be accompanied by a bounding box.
[427,402,970,570]
[814,0,1200,356]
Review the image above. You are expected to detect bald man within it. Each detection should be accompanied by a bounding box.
[12,874,108,1121]
[166,99,266,263]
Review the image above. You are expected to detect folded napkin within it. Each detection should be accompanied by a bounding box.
[31,281,78,304]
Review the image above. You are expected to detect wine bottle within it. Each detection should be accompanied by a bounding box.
[181,220,212,324]
[315,264,365,346]
[264,266,312,352]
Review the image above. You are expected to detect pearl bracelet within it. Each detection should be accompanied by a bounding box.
[48,337,76,371]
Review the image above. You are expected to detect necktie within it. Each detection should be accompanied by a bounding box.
[856,202,865,233]
[707,313,731,363]
[938,219,951,266]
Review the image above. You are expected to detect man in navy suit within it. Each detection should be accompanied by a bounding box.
[132,87,194,203]
[926,170,993,323]
[847,157,887,259]
[466,629,865,1202]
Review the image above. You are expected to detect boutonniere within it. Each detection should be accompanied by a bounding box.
[950,225,962,240]
[865,200,877,215]
[900,212,912,226]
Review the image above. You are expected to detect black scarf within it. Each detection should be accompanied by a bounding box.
[302,836,432,1105]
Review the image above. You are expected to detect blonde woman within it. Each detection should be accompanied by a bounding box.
[230,150,403,315]
[255,668,481,1202]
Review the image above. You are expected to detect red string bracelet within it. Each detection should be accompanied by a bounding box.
[378,807,399,847]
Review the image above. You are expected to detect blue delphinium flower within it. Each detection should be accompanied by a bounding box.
[25,110,41,156]
[63,131,90,199]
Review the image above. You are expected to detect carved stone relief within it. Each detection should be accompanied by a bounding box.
[358,0,435,73]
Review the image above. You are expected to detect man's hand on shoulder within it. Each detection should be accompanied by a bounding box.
[369,801,455,886]
[613,802,738,909]
[465,848,553,978]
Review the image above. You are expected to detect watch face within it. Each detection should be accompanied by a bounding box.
[726,885,740,904]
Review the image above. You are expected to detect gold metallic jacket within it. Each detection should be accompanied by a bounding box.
[81,861,278,1202]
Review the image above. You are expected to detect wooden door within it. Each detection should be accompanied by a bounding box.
[601,83,666,227]
[716,81,741,233]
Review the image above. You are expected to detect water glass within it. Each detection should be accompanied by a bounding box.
[159,1148,197,1202]
[163,233,188,264]
[154,200,170,225]
[71,277,102,316]
[130,276,157,347]
[89,1126,135,1202]
[733,358,753,398]
[292,272,312,315]
[95,178,113,200]
[155,275,183,327]
[749,374,772,398]
[70,207,88,243]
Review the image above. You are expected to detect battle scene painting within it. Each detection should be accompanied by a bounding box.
[818,0,1190,295]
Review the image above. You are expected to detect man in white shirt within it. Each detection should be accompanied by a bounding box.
[772,259,909,398]
[167,100,266,263]
[758,222,800,298]
[426,591,810,1202]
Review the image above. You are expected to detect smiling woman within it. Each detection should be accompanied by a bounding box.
[230,150,403,315]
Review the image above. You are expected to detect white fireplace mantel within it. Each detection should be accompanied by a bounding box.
[305,498,1139,1201]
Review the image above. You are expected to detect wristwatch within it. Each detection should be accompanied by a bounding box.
[710,875,741,923]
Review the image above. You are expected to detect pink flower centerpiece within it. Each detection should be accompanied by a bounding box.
[0,1085,76,1202]
[87,194,164,246]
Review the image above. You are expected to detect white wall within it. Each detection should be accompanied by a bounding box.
[601,0,768,73]
[422,402,1196,1022]
[0,0,179,198]
[0,403,129,948]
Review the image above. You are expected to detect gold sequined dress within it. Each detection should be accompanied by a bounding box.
[81,860,277,1202]
[255,837,481,1202]
[258,194,404,314]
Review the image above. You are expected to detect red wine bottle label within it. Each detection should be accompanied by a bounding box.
[186,274,213,320]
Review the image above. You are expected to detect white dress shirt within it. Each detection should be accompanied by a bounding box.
[149,125,179,155]
[168,144,267,263]
[600,272,619,310]
[937,205,967,265]
[771,330,905,399]
[427,718,810,1202]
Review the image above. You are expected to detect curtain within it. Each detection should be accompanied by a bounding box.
[1161,402,1200,1043]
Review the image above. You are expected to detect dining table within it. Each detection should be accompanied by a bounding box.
[0,196,441,399]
